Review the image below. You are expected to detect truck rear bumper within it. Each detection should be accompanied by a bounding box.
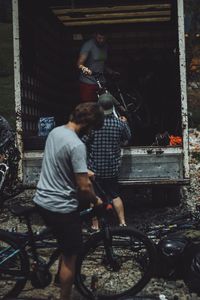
[118,178,190,186]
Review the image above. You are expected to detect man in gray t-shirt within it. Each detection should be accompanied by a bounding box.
[77,30,119,102]
[34,102,104,300]
[34,125,87,213]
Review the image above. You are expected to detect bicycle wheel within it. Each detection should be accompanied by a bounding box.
[124,90,151,128]
[0,230,29,299]
[76,226,156,299]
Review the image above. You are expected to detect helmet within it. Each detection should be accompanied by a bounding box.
[157,232,189,278]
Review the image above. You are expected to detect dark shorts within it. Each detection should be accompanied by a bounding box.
[36,205,82,258]
[95,177,120,200]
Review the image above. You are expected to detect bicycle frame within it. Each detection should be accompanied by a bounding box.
[1,201,118,281]
[0,162,9,190]
[145,211,200,243]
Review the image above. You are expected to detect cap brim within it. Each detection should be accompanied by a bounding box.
[104,108,113,115]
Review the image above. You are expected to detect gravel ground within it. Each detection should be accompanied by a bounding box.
[1,129,200,300]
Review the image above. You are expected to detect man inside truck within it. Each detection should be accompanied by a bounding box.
[33,102,104,300]
[77,29,119,102]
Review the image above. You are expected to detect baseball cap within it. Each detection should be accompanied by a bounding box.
[98,93,114,115]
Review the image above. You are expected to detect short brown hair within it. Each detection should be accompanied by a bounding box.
[69,102,104,130]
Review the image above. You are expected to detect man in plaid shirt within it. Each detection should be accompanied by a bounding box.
[83,93,131,228]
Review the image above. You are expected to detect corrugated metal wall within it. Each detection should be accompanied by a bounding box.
[19,1,69,145]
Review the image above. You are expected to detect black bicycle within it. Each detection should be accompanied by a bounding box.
[144,209,200,244]
[0,162,9,193]
[142,208,200,289]
[0,189,156,299]
[93,72,151,129]
[0,161,9,209]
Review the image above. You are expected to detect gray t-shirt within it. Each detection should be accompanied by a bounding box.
[33,126,88,213]
[79,38,107,85]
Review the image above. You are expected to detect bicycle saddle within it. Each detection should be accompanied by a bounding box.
[10,204,37,217]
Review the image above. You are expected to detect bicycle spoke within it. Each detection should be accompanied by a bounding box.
[79,229,154,298]
[0,238,27,299]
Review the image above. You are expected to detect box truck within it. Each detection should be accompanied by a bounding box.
[12,0,189,204]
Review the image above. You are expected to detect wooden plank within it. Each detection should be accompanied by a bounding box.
[58,10,171,22]
[51,4,171,15]
[63,17,171,26]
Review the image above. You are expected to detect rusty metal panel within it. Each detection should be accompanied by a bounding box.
[19,0,68,143]
[119,152,183,183]
[23,151,43,186]
[12,0,23,181]
[177,0,189,179]
[23,148,184,186]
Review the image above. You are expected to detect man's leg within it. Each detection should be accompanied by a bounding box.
[113,196,126,226]
[60,254,77,300]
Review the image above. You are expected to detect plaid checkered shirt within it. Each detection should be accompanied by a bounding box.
[82,114,131,178]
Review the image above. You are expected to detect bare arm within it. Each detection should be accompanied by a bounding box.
[120,119,131,144]
[75,173,97,206]
[77,53,92,75]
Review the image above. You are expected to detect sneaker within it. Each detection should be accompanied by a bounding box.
[54,273,60,287]
[119,223,127,227]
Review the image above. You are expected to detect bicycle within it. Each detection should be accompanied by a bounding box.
[0,159,23,210]
[93,72,151,129]
[0,161,9,209]
[144,209,200,244]
[0,182,156,300]
[141,208,200,283]
[0,162,9,192]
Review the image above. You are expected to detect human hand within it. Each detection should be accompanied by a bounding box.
[119,116,127,122]
[88,169,95,180]
[80,65,92,75]
[96,196,103,206]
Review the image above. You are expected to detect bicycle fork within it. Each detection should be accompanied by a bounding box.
[102,220,120,272]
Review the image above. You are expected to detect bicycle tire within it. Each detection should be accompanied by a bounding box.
[0,230,29,299]
[124,90,151,128]
[76,226,156,299]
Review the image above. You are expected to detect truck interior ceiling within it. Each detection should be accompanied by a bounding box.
[19,0,182,150]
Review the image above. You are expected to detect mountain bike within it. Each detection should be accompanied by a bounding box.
[0,184,156,299]
[0,161,9,209]
[144,209,200,244]
[0,162,9,192]
[143,208,200,286]
[0,159,23,210]
[93,72,151,129]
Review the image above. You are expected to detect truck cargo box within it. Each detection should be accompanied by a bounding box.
[12,0,189,189]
